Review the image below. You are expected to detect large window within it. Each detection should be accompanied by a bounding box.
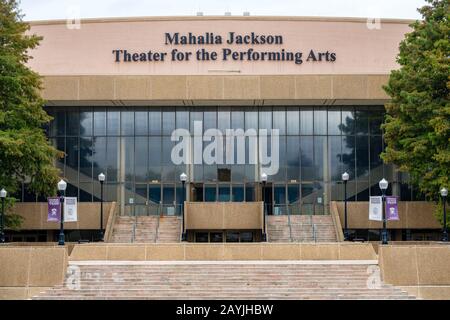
[39,105,408,216]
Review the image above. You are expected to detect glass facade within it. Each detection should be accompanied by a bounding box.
[16,105,422,215]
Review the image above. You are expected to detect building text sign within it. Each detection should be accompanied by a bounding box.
[113,32,337,66]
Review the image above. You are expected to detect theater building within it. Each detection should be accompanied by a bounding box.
[6,16,442,243]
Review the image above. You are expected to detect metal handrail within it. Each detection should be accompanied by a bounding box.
[155,202,161,243]
[287,205,293,242]
[312,223,317,243]
[131,214,137,243]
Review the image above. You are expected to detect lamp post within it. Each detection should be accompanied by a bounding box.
[0,189,7,243]
[342,172,349,241]
[261,172,268,242]
[379,178,389,245]
[98,173,105,241]
[441,187,448,242]
[180,172,187,241]
[57,179,67,246]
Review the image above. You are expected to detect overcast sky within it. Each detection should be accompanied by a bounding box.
[19,0,426,21]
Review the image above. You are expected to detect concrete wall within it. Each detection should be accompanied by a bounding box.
[69,242,377,261]
[0,246,68,300]
[333,201,440,229]
[41,74,391,104]
[10,202,114,230]
[185,202,263,231]
[379,245,450,300]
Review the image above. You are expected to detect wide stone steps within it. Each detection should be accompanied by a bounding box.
[32,262,415,300]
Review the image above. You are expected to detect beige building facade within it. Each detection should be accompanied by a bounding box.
[5,16,442,243]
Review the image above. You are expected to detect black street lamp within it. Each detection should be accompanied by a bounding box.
[342,172,349,241]
[261,172,268,242]
[0,188,7,243]
[98,173,105,241]
[379,178,389,245]
[57,179,67,246]
[180,172,187,241]
[441,187,448,242]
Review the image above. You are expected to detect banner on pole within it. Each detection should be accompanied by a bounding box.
[64,197,78,222]
[386,196,399,221]
[369,196,383,221]
[47,197,61,222]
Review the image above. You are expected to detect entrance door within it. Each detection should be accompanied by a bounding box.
[192,183,204,202]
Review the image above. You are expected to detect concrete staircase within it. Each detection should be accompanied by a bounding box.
[157,216,181,243]
[110,216,181,243]
[134,216,159,243]
[32,261,416,300]
[267,216,291,242]
[110,216,134,243]
[268,215,337,242]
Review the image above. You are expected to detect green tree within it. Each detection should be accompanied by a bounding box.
[0,0,63,229]
[382,0,449,226]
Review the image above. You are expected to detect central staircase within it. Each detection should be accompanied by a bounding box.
[268,215,337,242]
[111,216,181,243]
[32,261,416,300]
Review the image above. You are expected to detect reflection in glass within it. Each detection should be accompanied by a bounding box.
[356,135,369,178]
[218,110,230,131]
[245,111,258,131]
[135,111,148,135]
[107,137,119,182]
[341,108,355,135]
[232,111,244,129]
[79,137,92,180]
[300,109,313,135]
[355,109,369,135]
[327,108,341,135]
[273,109,285,135]
[66,137,78,173]
[176,111,189,130]
[149,110,161,135]
[300,137,314,181]
[286,109,299,135]
[107,111,120,136]
[123,137,134,182]
[314,108,327,135]
[93,110,106,136]
[204,110,217,131]
[286,136,300,180]
[121,112,134,136]
[135,136,148,182]
[259,109,272,131]
[79,182,93,202]
[66,111,79,136]
[43,105,402,215]
[328,136,342,181]
[162,111,175,135]
[79,109,92,136]
[92,137,107,178]
[342,135,355,178]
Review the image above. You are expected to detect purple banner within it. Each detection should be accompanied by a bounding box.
[47,197,61,222]
[386,196,399,221]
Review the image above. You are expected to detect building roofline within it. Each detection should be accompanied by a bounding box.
[27,15,417,26]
